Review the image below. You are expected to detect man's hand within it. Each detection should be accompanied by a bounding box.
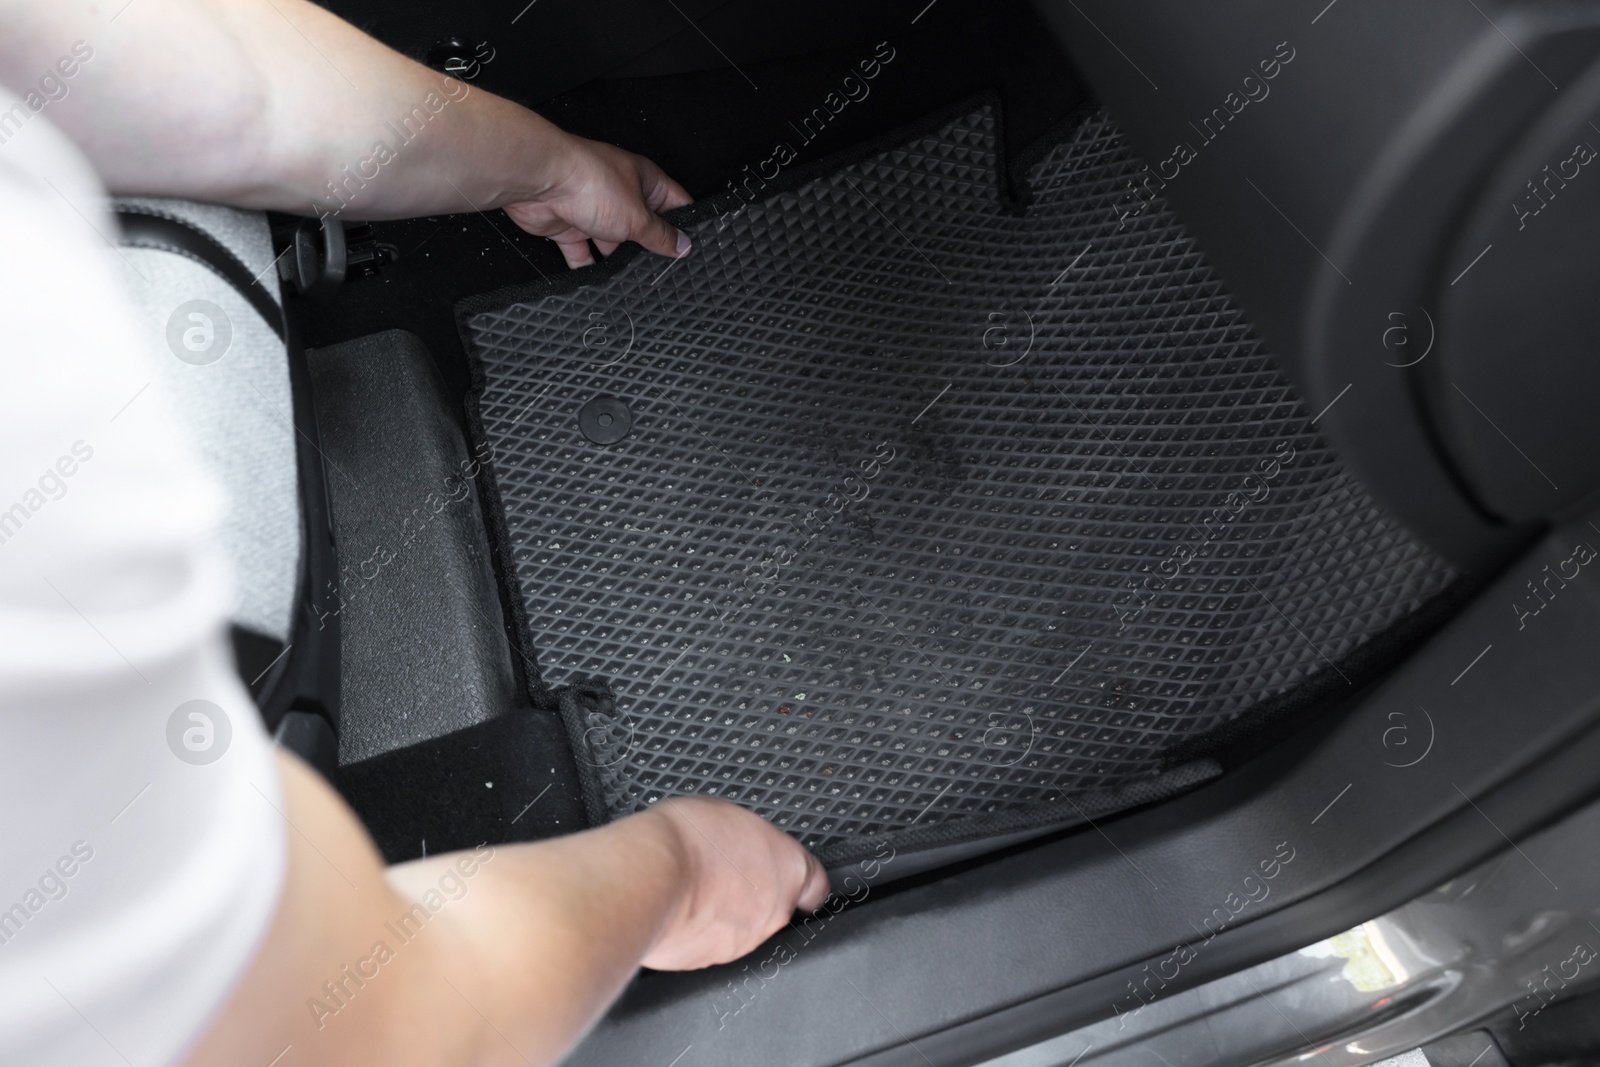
[504,137,693,268]
[1,0,693,269]
[180,754,830,1067]
[643,797,830,970]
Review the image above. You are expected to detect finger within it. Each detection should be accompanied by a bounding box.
[595,239,621,258]
[796,851,830,913]
[636,154,694,212]
[630,204,691,260]
[556,235,595,269]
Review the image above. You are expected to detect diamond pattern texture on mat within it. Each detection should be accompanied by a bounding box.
[465,108,1456,856]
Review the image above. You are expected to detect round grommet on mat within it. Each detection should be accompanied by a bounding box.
[577,396,632,445]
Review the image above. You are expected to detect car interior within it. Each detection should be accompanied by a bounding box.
[113,0,1600,1064]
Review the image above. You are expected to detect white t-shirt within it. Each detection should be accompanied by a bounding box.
[0,90,287,1067]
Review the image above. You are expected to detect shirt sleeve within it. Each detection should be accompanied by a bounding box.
[0,91,288,1067]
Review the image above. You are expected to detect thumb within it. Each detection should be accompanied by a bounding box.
[632,206,691,259]
[796,851,830,913]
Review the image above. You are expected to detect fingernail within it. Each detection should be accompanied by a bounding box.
[675,231,692,257]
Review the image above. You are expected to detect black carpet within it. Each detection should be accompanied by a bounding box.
[338,711,590,863]
[455,105,1458,866]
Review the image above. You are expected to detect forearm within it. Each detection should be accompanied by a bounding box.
[0,0,571,218]
[389,807,692,1066]
[182,752,688,1067]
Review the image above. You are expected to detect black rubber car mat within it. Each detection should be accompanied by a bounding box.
[456,101,1457,867]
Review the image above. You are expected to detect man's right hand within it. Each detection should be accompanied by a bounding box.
[501,135,694,269]
[182,755,831,1067]
[642,797,831,971]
